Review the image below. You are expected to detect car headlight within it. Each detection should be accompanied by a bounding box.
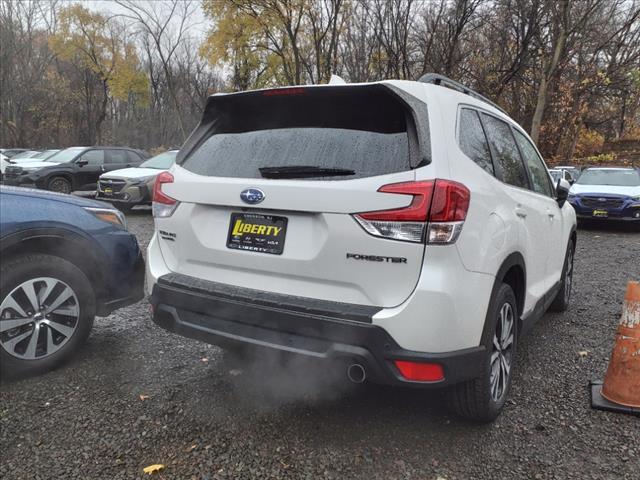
[631,195,640,202]
[84,207,127,228]
[21,166,41,173]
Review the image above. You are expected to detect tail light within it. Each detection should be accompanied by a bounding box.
[152,171,179,218]
[354,179,470,244]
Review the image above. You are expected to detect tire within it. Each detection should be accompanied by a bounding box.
[0,254,95,378]
[47,176,72,194]
[549,240,575,312]
[447,283,518,422]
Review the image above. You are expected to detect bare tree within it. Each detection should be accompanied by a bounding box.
[115,0,200,141]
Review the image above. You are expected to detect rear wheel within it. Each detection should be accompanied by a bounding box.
[47,176,72,194]
[549,240,574,312]
[447,283,518,422]
[0,254,95,378]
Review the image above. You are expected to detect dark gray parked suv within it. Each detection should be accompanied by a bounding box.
[3,146,148,193]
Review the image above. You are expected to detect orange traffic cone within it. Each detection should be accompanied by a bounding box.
[590,281,640,416]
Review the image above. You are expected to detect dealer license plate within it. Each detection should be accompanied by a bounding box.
[592,209,608,218]
[226,212,287,255]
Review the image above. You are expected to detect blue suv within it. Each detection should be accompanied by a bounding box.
[0,186,144,376]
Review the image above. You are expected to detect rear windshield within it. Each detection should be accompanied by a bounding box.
[181,86,416,180]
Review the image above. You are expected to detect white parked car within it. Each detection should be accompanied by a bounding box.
[146,75,577,421]
[0,149,28,176]
[549,168,574,184]
[9,149,60,164]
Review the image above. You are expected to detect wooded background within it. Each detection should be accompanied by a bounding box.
[1,0,639,163]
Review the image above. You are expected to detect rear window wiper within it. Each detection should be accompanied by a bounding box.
[259,165,356,179]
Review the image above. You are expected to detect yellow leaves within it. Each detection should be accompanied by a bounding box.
[109,65,150,104]
[142,464,165,475]
[574,128,604,158]
[200,1,264,66]
[200,0,310,88]
[50,4,149,104]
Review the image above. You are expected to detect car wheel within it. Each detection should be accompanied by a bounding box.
[447,283,518,422]
[47,176,72,194]
[549,240,575,312]
[0,254,95,378]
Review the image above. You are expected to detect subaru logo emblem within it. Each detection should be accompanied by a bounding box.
[240,188,265,204]
[598,198,606,202]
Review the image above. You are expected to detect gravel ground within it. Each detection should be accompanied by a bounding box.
[1,212,639,480]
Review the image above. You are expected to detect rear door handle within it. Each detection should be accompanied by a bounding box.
[515,207,527,219]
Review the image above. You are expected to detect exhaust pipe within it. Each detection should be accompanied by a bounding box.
[347,363,366,384]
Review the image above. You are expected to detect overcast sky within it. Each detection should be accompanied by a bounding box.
[80,0,208,37]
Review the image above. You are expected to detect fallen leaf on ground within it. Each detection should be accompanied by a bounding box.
[139,395,150,401]
[201,357,209,363]
[143,464,165,475]
[578,350,588,358]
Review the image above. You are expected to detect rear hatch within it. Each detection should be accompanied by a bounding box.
[156,84,431,307]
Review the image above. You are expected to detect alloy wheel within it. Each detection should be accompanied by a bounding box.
[564,246,574,304]
[50,179,70,193]
[0,277,80,360]
[490,302,515,402]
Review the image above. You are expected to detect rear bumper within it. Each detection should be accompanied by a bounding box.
[149,273,486,388]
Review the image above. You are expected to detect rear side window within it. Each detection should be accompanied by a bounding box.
[459,108,493,175]
[127,150,143,162]
[182,86,416,180]
[107,150,127,164]
[481,114,529,189]
[513,130,552,197]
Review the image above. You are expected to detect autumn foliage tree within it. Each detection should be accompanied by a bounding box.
[49,5,148,144]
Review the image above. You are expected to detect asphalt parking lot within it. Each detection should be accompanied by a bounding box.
[1,212,639,480]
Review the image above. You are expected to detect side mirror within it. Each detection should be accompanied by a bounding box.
[76,159,88,167]
[556,178,571,207]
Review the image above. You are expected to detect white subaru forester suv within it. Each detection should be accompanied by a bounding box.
[147,74,577,421]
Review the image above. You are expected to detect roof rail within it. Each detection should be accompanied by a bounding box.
[418,73,507,115]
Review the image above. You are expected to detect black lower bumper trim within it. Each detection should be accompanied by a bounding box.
[150,275,486,388]
[96,253,146,316]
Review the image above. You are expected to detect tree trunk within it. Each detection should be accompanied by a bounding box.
[530,0,569,144]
